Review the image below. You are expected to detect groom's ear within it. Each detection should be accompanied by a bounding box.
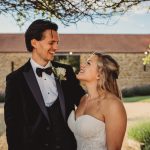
[31,39,37,49]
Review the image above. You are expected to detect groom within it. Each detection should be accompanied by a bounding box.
[4,19,85,150]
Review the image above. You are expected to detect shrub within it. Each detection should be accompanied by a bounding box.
[0,92,5,103]
[122,84,150,97]
[128,121,150,149]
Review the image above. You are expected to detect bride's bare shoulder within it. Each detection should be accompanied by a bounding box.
[102,92,126,115]
[79,94,88,105]
[102,92,121,103]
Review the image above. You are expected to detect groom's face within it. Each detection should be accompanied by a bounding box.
[32,29,59,65]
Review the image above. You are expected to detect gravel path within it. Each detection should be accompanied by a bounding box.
[123,102,150,150]
[0,102,150,150]
[124,102,150,126]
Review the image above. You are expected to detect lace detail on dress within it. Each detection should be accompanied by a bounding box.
[68,110,107,150]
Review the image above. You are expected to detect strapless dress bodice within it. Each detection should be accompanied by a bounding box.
[68,110,107,150]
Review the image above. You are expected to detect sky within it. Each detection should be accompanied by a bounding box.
[0,11,150,34]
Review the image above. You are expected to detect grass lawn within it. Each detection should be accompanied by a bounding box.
[123,95,150,103]
[128,121,150,149]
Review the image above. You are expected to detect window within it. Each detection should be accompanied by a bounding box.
[54,55,80,73]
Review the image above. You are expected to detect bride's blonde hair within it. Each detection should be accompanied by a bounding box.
[94,52,121,99]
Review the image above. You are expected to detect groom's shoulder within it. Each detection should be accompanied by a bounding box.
[6,60,29,81]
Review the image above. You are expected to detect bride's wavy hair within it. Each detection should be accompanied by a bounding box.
[94,52,121,99]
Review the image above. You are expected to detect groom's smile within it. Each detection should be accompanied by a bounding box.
[32,29,59,66]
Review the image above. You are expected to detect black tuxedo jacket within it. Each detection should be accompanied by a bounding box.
[4,60,85,150]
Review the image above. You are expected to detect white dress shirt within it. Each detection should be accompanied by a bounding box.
[30,58,58,107]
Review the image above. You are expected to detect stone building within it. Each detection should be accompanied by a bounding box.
[0,34,150,92]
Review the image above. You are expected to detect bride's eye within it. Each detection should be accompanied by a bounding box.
[86,61,91,65]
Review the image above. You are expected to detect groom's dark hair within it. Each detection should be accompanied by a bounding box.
[25,19,58,52]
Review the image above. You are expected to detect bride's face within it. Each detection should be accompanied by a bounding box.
[77,55,99,82]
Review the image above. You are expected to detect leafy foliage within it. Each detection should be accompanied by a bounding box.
[128,121,150,149]
[123,95,150,103]
[143,53,150,65]
[122,85,150,97]
[0,0,150,26]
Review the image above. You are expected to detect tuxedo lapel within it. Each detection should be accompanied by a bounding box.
[54,75,66,121]
[23,61,50,124]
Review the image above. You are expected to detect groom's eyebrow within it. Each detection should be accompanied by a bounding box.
[48,39,59,43]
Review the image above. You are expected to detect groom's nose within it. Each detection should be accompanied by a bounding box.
[53,42,59,51]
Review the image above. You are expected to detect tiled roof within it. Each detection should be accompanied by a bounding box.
[0,34,150,53]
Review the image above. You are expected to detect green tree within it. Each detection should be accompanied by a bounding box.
[0,0,150,26]
[143,51,150,65]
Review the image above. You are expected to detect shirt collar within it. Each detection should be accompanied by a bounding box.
[30,58,52,73]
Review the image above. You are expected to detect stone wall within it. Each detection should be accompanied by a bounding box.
[0,53,31,92]
[0,53,150,92]
[80,53,150,89]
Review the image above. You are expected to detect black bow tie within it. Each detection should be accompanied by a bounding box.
[36,67,53,77]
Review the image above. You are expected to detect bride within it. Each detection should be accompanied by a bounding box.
[68,52,127,150]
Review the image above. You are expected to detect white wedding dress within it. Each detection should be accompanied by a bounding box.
[68,110,107,150]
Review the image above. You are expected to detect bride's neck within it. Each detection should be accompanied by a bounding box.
[85,82,99,100]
